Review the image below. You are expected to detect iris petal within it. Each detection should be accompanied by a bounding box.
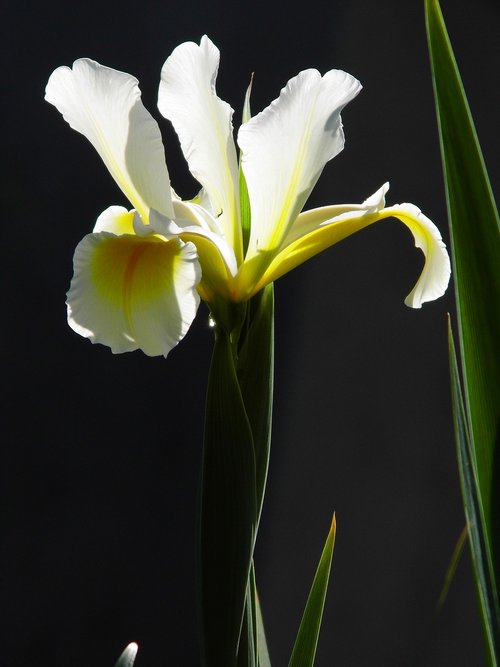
[249,187,450,308]
[67,230,201,357]
[238,67,362,273]
[45,58,173,220]
[158,36,241,258]
[149,205,238,303]
[93,206,135,234]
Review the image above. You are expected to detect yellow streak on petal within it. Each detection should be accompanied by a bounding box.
[121,243,149,333]
[179,231,234,302]
[90,234,177,336]
[93,207,136,235]
[241,205,449,307]
[253,211,379,293]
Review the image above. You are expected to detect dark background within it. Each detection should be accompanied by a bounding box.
[3,0,499,665]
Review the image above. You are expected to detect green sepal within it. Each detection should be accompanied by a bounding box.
[239,166,251,257]
[288,516,337,667]
[113,643,138,667]
[242,75,253,125]
[199,328,257,667]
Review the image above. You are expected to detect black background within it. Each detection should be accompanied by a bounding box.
[3,1,499,665]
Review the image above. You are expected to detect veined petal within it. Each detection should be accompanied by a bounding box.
[238,68,362,269]
[45,59,173,221]
[158,36,241,258]
[67,231,201,357]
[246,188,450,308]
[150,204,238,303]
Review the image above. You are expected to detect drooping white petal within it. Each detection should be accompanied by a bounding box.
[239,186,450,308]
[158,36,241,258]
[382,203,451,308]
[67,229,201,357]
[238,68,362,267]
[45,59,173,220]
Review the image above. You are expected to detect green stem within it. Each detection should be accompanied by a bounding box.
[199,286,275,667]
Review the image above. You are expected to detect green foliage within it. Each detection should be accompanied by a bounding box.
[449,327,499,665]
[425,0,500,662]
[200,326,257,667]
[201,285,274,667]
[288,517,336,667]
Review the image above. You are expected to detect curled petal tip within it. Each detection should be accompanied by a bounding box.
[393,203,451,308]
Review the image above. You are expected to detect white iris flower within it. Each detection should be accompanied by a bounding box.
[45,36,450,357]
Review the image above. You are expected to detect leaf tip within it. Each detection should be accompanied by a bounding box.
[329,512,337,547]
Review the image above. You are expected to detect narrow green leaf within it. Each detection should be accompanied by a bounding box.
[288,515,337,667]
[425,0,500,550]
[243,562,272,667]
[238,563,258,667]
[113,643,138,667]
[448,323,500,663]
[200,329,257,667]
[426,1,500,660]
[256,585,272,667]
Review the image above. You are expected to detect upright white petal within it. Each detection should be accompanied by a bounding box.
[158,36,241,257]
[239,68,362,265]
[67,218,201,357]
[45,59,173,220]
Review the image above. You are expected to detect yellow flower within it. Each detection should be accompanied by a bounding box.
[45,36,450,357]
